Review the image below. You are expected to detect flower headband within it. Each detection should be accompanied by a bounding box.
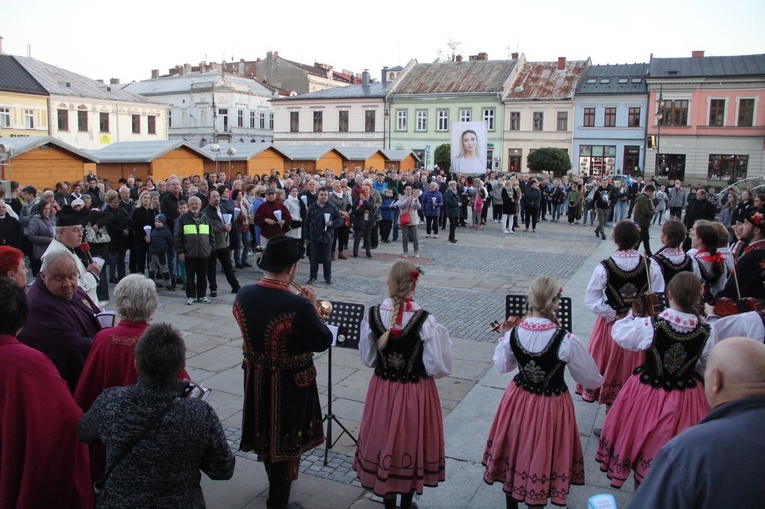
[411,267,424,283]
[747,211,764,229]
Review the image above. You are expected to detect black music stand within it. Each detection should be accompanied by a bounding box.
[321,301,364,466]
[505,295,573,330]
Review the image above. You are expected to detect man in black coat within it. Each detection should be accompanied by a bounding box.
[682,188,717,251]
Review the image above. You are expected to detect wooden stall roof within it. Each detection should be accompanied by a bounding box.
[198,142,291,161]
[381,149,420,163]
[86,140,211,163]
[0,136,96,162]
[275,145,344,163]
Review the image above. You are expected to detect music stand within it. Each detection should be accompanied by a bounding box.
[321,301,364,466]
[505,295,573,330]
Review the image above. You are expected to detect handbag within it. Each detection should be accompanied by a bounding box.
[85,223,111,244]
[399,211,411,226]
[344,216,352,228]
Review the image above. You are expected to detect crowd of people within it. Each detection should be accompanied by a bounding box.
[1,163,764,509]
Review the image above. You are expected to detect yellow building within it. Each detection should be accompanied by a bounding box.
[0,55,49,139]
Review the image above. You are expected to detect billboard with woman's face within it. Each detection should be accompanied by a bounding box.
[450,122,488,175]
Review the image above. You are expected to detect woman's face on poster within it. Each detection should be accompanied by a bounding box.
[462,132,477,154]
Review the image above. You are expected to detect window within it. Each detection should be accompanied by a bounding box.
[313,111,323,132]
[532,112,543,131]
[365,110,375,132]
[709,99,725,126]
[218,109,228,131]
[583,107,595,127]
[269,112,274,129]
[250,111,256,128]
[618,78,629,84]
[738,99,755,127]
[437,109,448,131]
[99,112,109,133]
[628,107,641,127]
[509,111,520,130]
[57,109,68,131]
[600,78,610,84]
[416,110,427,131]
[483,108,495,131]
[459,109,471,122]
[237,109,244,128]
[339,110,349,132]
[396,110,407,131]
[24,109,34,129]
[659,100,689,126]
[556,111,568,131]
[708,154,748,181]
[0,107,10,128]
[604,107,616,127]
[148,115,156,135]
[78,110,88,132]
[259,112,266,129]
[586,78,597,84]
[289,111,299,132]
[132,114,140,134]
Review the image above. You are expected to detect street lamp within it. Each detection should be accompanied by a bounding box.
[226,147,236,180]
[654,85,663,178]
[209,143,221,175]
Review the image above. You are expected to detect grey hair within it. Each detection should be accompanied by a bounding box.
[113,274,159,322]
[119,186,130,194]
[448,180,457,186]
[188,196,202,205]
[41,249,76,272]
[363,178,373,186]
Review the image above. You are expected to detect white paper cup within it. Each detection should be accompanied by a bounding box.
[223,214,232,225]
[143,225,152,236]
[274,210,282,221]
[234,207,241,219]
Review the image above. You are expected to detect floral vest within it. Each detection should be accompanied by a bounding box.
[369,306,430,384]
[509,326,568,397]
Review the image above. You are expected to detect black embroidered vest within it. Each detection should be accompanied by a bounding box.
[509,326,568,397]
[601,257,649,315]
[653,252,693,286]
[369,306,430,384]
[634,317,710,392]
[695,259,724,304]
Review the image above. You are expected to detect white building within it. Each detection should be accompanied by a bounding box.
[14,56,168,150]
[271,70,388,147]
[125,68,275,147]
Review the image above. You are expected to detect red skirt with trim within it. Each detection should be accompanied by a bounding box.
[483,382,584,507]
[353,374,445,496]
[575,316,644,405]
[596,373,709,487]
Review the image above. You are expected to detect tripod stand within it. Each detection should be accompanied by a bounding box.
[321,301,364,466]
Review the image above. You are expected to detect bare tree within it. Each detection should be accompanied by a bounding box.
[435,39,463,63]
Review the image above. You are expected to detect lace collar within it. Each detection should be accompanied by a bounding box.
[520,317,557,331]
[658,308,699,330]
[613,249,640,258]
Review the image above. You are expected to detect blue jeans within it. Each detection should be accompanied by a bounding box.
[614,200,628,224]
[231,230,251,265]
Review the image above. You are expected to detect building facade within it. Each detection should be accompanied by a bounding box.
[388,55,520,171]
[125,69,274,147]
[646,52,765,184]
[12,56,168,150]
[271,71,387,147]
[0,55,49,139]
[572,63,649,178]
[502,57,589,174]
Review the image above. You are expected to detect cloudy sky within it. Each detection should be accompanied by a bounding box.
[3,0,763,84]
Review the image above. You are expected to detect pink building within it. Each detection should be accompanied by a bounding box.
[646,52,765,184]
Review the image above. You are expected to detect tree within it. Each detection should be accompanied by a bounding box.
[526,147,572,178]
[434,143,451,170]
[435,39,463,63]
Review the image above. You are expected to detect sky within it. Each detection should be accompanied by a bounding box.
[2,0,764,84]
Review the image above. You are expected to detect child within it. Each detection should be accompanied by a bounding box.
[174,201,189,291]
[379,188,395,243]
[483,276,602,508]
[354,261,452,509]
[148,214,174,290]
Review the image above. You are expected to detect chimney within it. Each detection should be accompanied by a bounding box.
[478,52,488,60]
[274,51,279,57]
[179,65,186,76]
[151,69,159,79]
[511,52,519,60]
[110,78,120,85]
[692,50,705,58]
[456,55,463,62]
[382,66,388,85]
[96,79,104,84]
[362,69,370,88]
[557,57,566,70]
[267,51,273,58]
[238,59,245,76]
